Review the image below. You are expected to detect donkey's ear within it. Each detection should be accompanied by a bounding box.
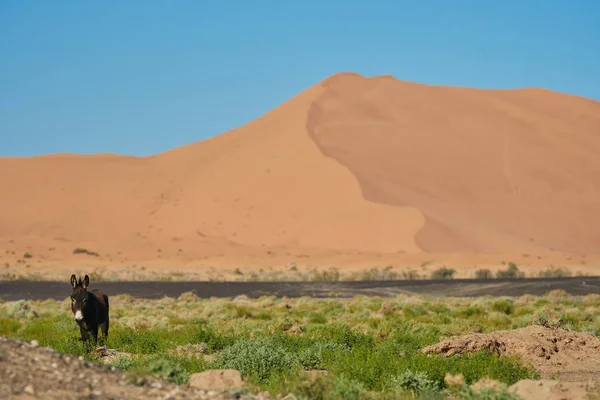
[70,274,77,288]
[83,274,90,289]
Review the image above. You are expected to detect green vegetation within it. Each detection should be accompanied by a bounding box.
[537,266,572,278]
[495,263,524,279]
[72,248,100,257]
[430,267,456,280]
[2,291,599,398]
[475,269,493,279]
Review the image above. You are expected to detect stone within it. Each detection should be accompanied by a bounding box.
[188,369,244,391]
[24,384,35,395]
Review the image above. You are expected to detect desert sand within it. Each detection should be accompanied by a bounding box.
[1,72,599,280]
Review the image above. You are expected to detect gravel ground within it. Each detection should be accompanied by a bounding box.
[1,276,599,301]
[0,337,269,400]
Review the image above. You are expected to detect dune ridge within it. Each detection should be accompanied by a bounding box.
[1,72,599,279]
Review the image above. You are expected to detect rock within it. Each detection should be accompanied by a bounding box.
[24,384,35,395]
[30,340,39,348]
[470,377,503,393]
[444,372,464,387]
[509,379,600,400]
[188,369,245,391]
[285,325,303,335]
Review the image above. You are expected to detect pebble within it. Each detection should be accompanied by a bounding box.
[163,388,180,400]
[30,340,39,348]
[79,356,84,361]
[24,384,35,395]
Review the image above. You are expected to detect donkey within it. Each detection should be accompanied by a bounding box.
[70,274,109,344]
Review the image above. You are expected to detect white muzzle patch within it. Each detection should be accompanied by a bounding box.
[74,310,83,322]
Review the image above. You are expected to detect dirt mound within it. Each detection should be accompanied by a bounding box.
[509,379,600,400]
[0,336,266,400]
[189,369,245,391]
[423,325,600,380]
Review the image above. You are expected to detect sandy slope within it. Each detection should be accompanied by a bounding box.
[1,72,599,280]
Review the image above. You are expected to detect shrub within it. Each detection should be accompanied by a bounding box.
[330,374,365,400]
[491,299,515,315]
[431,267,456,280]
[213,337,300,384]
[389,369,438,394]
[495,263,523,279]
[112,355,134,370]
[538,267,571,278]
[475,269,493,279]
[458,384,519,399]
[143,357,189,385]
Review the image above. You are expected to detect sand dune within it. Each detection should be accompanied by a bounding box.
[1,72,599,278]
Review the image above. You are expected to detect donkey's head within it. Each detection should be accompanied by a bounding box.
[70,274,90,324]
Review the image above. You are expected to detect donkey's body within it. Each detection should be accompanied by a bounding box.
[70,274,109,343]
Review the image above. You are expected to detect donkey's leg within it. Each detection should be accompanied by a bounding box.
[89,324,99,345]
[100,317,109,338]
[79,324,90,342]
[99,320,108,346]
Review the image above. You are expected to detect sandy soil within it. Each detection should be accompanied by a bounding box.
[0,337,266,400]
[1,238,599,282]
[423,325,600,381]
[1,72,599,280]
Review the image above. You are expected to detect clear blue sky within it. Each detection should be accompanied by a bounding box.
[1,1,599,157]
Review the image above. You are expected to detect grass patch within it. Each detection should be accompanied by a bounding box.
[3,291,595,398]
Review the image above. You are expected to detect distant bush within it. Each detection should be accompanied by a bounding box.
[23,252,32,259]
[475,269,493,279]
[400,270,423,280]
[538,267,572,278]
[309,268,340,282]
[431,267,456,280]
[495,263,523,279]
[360,266,400,281]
